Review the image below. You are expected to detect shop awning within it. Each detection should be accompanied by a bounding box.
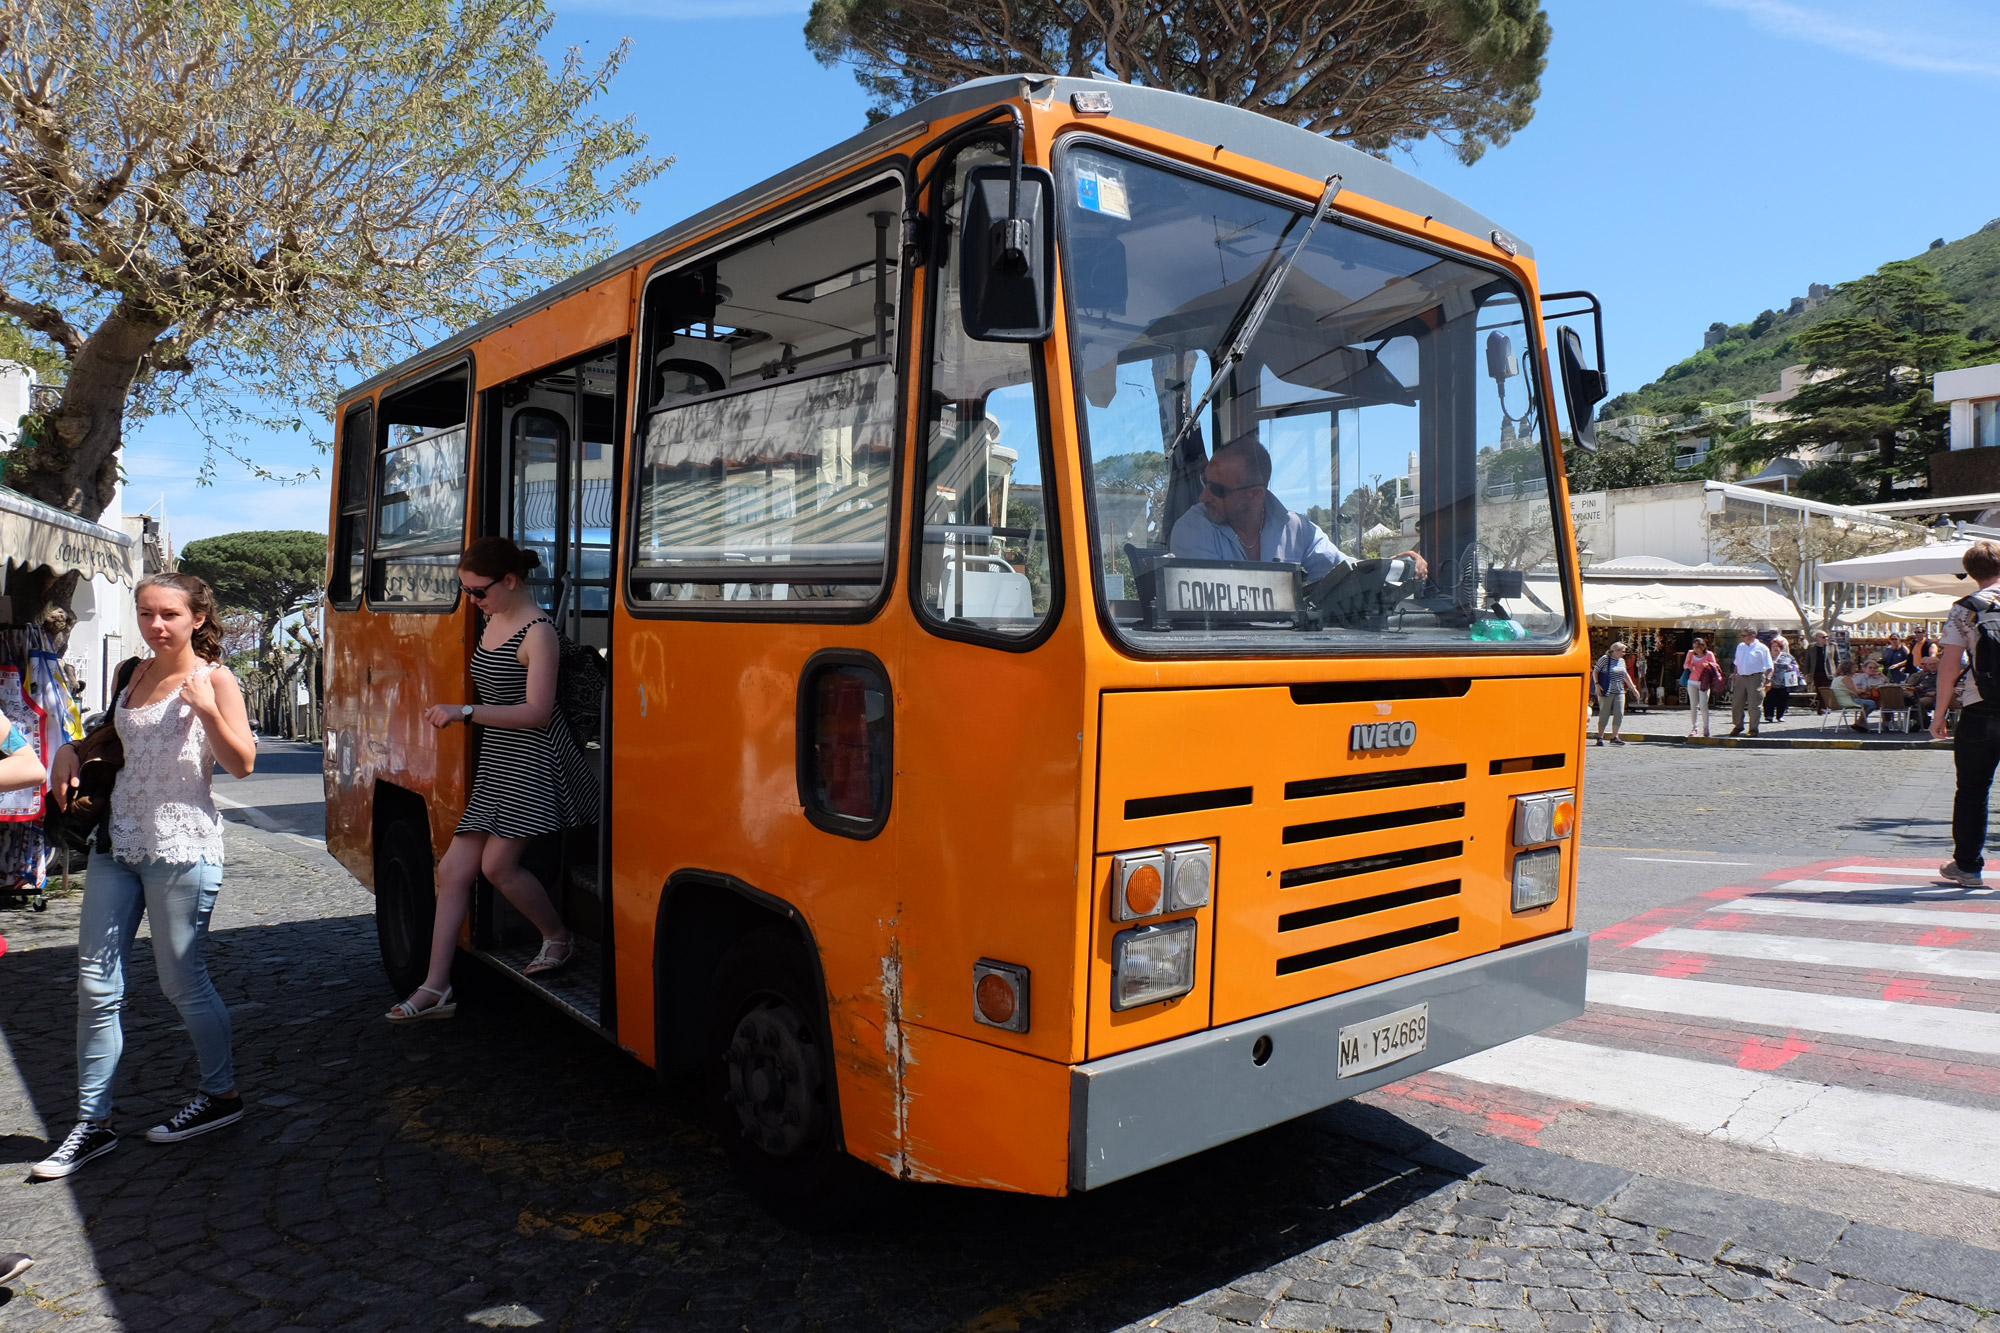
[0,484,137,586]
[1578,578,1800,628]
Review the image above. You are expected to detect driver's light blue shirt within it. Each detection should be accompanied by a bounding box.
[1168,491,1350,583]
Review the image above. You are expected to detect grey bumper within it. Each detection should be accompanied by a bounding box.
[1068,930,1588,1190]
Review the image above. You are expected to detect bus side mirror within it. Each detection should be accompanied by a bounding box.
[1543,290,1607,453]
[960,165,1055,342]
[1558,327,1606,451]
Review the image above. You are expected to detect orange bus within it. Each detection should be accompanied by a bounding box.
[323,73,1608,1214]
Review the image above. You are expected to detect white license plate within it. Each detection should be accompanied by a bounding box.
[1337,1002,1429,1078]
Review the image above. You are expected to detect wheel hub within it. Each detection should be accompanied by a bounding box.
[724,996,826,1158]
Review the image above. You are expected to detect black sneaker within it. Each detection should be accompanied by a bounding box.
[1610,736,1627,746]
[146,1092,243,1144]
[31,1122,116,1179]
[0,1252,33,1284]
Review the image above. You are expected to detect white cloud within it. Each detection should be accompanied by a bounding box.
[1696,0,2000,76]
[559,0,810,18]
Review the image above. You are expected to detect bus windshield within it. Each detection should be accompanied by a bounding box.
[1061,145,1571,654]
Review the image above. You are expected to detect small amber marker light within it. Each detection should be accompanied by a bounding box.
[1125,863,1163,915]
[972,959,1030,1032]
[975,973,1016,1025]
[1552,800,1576,839]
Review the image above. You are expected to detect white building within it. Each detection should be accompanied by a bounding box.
[1937,361,2000,453]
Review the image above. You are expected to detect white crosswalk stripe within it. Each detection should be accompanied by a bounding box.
[1755,877,1996,896]
[1406,862,2000,1196]
[1634,927,2000,980]
[1711,897,2000,931]
[1442,1036,2000,1192]
[1586,970,2000,1056]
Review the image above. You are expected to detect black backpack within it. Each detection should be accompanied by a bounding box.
[1956,592,2000,705]
[552,628,608,747]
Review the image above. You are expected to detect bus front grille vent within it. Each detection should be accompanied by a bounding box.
[1275,917,1460,976]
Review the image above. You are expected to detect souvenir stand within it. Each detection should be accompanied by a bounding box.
[2,482,139,907]
[0,620,81,910]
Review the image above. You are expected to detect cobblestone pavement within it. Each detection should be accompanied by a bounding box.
[1,757,1997,1331]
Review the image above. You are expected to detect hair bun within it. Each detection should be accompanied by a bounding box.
[522,549,543,571]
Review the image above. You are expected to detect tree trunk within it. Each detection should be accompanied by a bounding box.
[4,304,169,649]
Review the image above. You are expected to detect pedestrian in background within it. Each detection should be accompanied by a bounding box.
[1683,636,1721,738]
[1590,641,1641,747]
[1931,541,2000,887]
[1881,634,1912,682]
[35,573,257,1181]
[1765,635,1800,724]
[1729,628,1771,737]
[1803,630,1834,712]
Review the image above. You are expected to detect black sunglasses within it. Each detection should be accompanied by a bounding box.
[1202,475,1261,500]
[461,577,500,600]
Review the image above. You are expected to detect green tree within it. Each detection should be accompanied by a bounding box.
[0,0,664,638]
[806,0,1550,163]
[1720,261,1994,502]
[1562,429,1679,492]
[177,530,328,663]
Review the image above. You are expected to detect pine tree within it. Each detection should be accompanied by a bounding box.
[1723,261,1994,502]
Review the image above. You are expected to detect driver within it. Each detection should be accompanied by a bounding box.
[1168,434,1427,582]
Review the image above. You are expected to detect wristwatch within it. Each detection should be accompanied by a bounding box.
[460,705,475,725]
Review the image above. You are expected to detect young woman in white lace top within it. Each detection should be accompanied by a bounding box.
[34,572,257,1180]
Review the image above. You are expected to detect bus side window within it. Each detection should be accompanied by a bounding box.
[371,363,472,608]
[915,144,1058,641]
[331,403,373,607]
[629,176,903,611]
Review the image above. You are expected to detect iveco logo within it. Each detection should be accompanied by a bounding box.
[1351,721,1417,753]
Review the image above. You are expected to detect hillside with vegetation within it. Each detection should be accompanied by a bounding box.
[1602,219,2000,419]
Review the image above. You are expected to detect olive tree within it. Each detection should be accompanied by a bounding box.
[805,0,1550,162]
[0,0,664,634]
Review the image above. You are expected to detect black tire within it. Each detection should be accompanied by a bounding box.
[702,929,889,1229]
[374,819,435,997]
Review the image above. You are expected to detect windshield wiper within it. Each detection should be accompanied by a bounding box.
[1163,174,1342,462]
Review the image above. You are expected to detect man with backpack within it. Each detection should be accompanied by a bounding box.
[1930,541,2000,886]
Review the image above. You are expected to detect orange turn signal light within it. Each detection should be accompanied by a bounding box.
[1125,863,1163,915]
[972,959,1029,1033]
[1551,800,1575,839]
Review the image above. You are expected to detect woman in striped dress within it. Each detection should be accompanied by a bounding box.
[387,537,601,1021]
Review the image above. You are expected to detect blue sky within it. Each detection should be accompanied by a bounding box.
[135,0,1996,545]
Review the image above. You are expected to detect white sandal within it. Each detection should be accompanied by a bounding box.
[387,985,455,1022]
[523,935,574,977]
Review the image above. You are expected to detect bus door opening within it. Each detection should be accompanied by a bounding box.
[475,347,624,1027]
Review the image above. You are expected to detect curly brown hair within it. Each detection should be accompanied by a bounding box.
[135,572,224,661]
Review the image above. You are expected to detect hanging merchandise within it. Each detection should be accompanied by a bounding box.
[0,664,48,823]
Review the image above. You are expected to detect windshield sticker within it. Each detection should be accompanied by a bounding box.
[1075,167,1130,220]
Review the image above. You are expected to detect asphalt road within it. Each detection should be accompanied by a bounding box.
[0,739,1995,1331]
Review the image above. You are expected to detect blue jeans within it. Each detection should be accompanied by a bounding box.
[76,856,233,1122]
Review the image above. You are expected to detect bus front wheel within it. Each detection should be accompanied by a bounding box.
[702,930,884,1227]
[375,820,435,998]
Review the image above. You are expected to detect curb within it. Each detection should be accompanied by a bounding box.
[1325,1106,2000,1310]
[1608,732,1942,752]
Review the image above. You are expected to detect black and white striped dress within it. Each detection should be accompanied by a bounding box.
[456,618,600,838]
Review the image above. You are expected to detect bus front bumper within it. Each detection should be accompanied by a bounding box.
[1067,930,1587,1190]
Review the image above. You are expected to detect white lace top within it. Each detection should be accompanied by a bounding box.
[108,661,225,866]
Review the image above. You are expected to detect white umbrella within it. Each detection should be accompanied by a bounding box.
[1586,588,1731,627]
[1817,540,1973,581]
[1839,590,1960,625]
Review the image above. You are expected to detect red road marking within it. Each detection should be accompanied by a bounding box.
[1652,952,1710,978]
[1736,1034,1813,1071]
[1917,927,1975,946]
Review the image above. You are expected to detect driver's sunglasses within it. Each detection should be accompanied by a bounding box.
[1202,475,1260,500]
[461,577,500,601]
